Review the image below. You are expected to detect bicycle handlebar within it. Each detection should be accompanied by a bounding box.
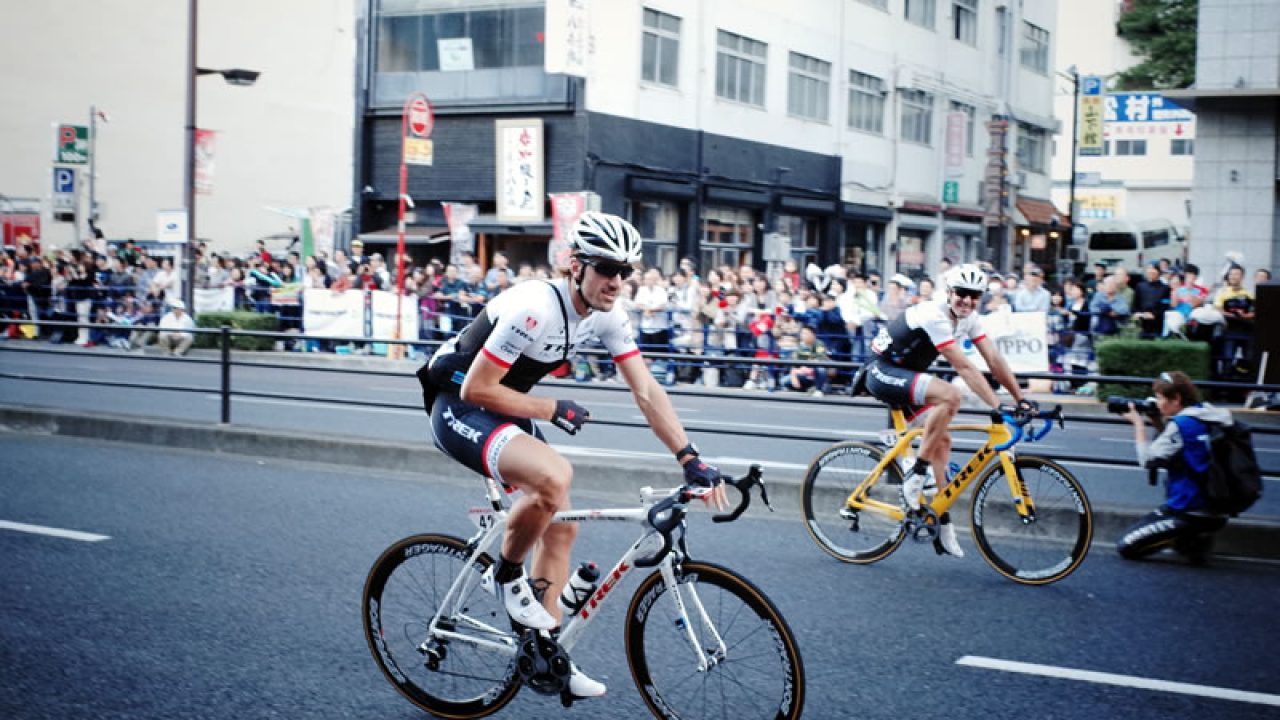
[991,405,1064,451]
[635,465,770,568]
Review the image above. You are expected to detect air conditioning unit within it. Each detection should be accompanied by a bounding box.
[894,67,915,91]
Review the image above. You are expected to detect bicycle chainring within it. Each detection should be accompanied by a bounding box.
[514,630,572,696]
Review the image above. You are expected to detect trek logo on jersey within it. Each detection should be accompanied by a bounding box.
[507,323,535,342]
[542,333,571,355]
[442,406,482,443]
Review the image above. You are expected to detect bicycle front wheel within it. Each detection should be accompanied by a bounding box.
[362,533,520,719]
[801,441,906,563]
[970,456,1093,585]
[625,561,804,720]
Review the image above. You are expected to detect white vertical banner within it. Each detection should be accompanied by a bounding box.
[371,289,420,341]
[309,206,336,259]
[544,0,590,78]
[495,118,545,223]
[442,202,478,266]
[945,111,967,178]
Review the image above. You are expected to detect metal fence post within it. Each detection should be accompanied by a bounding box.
[220,324,231,424]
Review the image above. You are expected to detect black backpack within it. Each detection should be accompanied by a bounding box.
[1202,421,1263,516]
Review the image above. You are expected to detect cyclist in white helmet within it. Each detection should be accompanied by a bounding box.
[864,263,1036,557]
[417,211,727,699]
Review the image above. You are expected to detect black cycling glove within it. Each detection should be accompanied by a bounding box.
[1017,398,1040,416]
[682,458,722,488]
[551,399,590,435]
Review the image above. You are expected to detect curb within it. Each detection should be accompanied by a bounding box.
[2,404,1276,562]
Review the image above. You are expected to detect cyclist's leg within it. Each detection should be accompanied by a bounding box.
[917,374,961,470]
[495,435,577,623]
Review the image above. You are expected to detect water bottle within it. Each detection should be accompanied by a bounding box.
[557,562,600,617]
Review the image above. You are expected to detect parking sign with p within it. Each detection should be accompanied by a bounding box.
[56,124,89,164]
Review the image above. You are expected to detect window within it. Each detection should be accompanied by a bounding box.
[642,8,680,87]
[702,206,755,271]
[629,200,680,274]
[715,30,768,107]
[848,71,887,134]
[788,52,831,122]
[905,0,936,29]
[1016,123,1046,172]
[376,5,544,72]
[1020,22,1050,74]
[1171,138,1195,155]
[776,214,820,269]
[1115,139,1148,156]
[953,0,978,45]
[949,100,975,156]
[900,89,934,145]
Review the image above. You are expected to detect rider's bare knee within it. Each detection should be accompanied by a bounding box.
[530,461,573,513]
[933,386,962,415]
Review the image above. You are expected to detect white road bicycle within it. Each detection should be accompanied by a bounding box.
[362,466,805,720]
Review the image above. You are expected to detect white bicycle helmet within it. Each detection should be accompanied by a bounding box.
[948,263,987,293]
[571,212,643,265]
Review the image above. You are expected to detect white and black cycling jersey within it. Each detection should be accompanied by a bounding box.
[869,300,987,371]
[429,279,640,393]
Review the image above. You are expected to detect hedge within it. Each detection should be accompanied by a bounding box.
[1094,338,1211,399]
[193,311,279,351]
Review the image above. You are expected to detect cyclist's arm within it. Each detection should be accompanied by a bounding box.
[971,335,1026,405]
[937,342,1003,409]
[616,352,691,455]
[459,353,557,421]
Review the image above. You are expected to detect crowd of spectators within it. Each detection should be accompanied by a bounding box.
[2,236,1265,392]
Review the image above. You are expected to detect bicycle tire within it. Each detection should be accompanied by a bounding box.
[625,560,805,720]
[970,456,1093,585]
[362,533,520,719]
[801,441,907,563]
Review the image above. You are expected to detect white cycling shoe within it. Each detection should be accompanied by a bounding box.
[481,568,558,631]
[937,519,965,558]
[568,662,607,698]
[901,471,937,511]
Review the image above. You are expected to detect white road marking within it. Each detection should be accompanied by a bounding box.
[956,655,1280,707]
[628,415,879,437]
[0,520,110,542]
[207,395,420,415]
[553,446,810,472]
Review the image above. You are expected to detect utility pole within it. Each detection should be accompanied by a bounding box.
[1066,66,1080,233]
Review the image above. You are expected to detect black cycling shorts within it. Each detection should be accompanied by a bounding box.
[430,392,546,486]
[865,360,933,419]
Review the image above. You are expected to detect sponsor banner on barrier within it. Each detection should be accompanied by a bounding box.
[371,290,420,341]
[958,310,1048,373]
[270,282,303,306]
[302,288,365,338]
[193,286,234,314]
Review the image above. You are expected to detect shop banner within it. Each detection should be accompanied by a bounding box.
[495,118,545,223]
[549,192,588,269]
[544,0,589,78]
[195,129,216,195]
[443,202,478,266]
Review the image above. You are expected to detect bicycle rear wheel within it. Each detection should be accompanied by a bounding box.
[626,561,804,720]
[801,441,906,563]
[362,533,520,719]
[970,456,1093,585]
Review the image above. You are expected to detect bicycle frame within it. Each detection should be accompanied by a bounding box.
[423,477,725,673]
[846,409,1039,522]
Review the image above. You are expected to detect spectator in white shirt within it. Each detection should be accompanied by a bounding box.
[633,268,672,352]
[156,299,197,356]
[1012,267,1052,313]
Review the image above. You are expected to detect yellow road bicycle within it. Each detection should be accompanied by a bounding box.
[801,404,1093,585]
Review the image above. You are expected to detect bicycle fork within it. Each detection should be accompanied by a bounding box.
[659,558,727,673]
[998,452,1038,523]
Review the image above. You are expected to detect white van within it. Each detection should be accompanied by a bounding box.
[1086,219,1188,270]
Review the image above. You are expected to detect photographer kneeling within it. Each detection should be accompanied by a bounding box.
[1116,371,1229,562]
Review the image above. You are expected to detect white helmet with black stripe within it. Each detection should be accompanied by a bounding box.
[947,263,988,293]
[571,211,643,265]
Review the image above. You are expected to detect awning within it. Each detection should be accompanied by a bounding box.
[843,202,893,222]
[468,214,553,235]
[944,206,985,221]
[1014,197,1066,227]
[357,226,450,245]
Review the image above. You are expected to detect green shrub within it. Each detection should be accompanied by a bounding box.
[194,311,280,351]
[1095,338,1211,398]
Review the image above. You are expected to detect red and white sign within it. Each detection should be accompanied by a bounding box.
[407,97,434,138]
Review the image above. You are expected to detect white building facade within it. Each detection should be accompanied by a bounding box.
[357,0,1062,278]
[0,0,356,257]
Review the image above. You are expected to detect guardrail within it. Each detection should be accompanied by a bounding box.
[3,319,1280,476]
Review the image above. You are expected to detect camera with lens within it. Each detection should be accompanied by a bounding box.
[1106,396,1159,416]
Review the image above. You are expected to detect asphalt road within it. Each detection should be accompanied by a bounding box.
[3,344,1280,517]
[2,433,1278,719]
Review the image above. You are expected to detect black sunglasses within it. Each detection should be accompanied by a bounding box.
[953,287,983,300]
[586,261,635,280]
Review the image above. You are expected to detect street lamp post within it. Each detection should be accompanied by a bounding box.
[182,0,259,311]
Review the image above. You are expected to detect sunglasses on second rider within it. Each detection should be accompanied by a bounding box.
[584,260,635,281]
[952,287,983,301]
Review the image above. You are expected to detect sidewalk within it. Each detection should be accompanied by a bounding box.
[1,403,1276,562]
